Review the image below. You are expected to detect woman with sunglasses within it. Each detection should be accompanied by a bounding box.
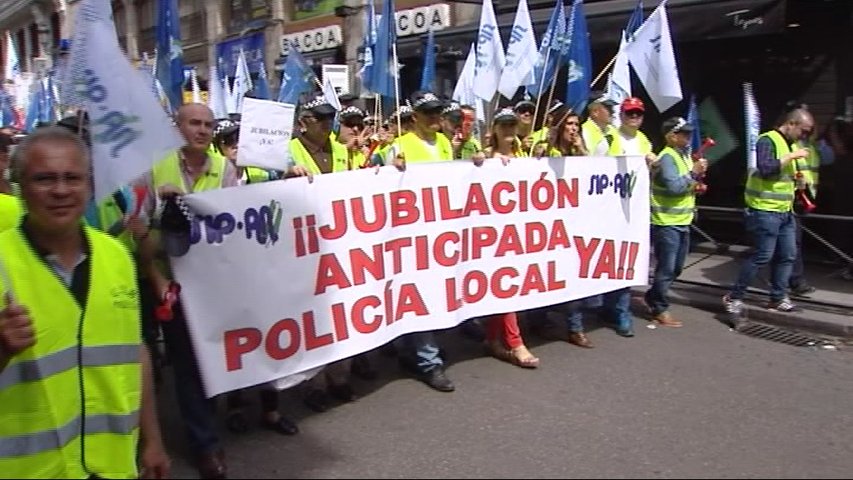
[479,108,541,369]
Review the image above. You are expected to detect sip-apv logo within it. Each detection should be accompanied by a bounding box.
[587,171,637,198]
[190,200,283,247]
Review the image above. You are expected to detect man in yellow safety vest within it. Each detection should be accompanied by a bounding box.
[723,107,813,316]
[0,127,169,479]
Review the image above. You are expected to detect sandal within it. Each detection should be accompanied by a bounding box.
[485,341,540,369]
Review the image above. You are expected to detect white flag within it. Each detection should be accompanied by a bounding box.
[606,36,632,127]
[497,0,537,99]
[4,32,20,81]
[472,0,505,101]
[626,1,682,112]
[207,63,227,119]
[322,74,341,111]
[453,44,477,107]
[65,0,182,201]
[233,49,253,113]
[744,82,761,172]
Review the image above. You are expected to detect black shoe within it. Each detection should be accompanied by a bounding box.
[350,355,378,381]
[790,283,816,297]
[328,383,356,403]
[303,389,330,413]
[418,368,455,392]
[225,410,249,434]
[262,415,299,435]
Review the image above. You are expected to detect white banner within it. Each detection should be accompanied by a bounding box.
[173,156,650,397]
[237,98,295,171]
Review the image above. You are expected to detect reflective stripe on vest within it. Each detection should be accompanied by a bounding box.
[151,150,226,193]
[745,131,795,212]
[650,146,695,226]
[0,411,139,458]
[396,132,453,163]
[0,226,141,478]
[608,129,653,156]
[0,344,139,390]
[289,137,350,174]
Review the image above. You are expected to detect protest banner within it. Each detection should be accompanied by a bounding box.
[236,97,295,171]
[172,156,650,397]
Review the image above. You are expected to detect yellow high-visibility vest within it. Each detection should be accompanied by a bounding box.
[0,225,141,479]
[650,146,696,226]
[745,131,795,213]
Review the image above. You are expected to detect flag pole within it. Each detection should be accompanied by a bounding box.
[590,52,619,89]
[527,46,553,156]
[392,43,402,139]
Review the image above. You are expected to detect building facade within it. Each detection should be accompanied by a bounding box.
[0,0,479,95]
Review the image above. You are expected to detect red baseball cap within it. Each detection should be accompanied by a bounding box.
[621,97,645,113]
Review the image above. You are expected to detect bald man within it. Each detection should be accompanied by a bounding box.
[724,107,814,318]
[137,103,239,479]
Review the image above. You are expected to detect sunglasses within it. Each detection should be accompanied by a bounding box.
[342,120,365,129]
[623,110,644,117]
[516,107,535,115]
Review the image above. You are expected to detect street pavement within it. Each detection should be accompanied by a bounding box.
[158,303,853,479]
[660,246,853,337]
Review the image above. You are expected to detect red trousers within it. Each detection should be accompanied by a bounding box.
[485,312,523,349]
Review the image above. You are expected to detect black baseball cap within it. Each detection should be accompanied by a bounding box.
[410,91,445,113]
[661,116,694,135]
[301,95,337,117]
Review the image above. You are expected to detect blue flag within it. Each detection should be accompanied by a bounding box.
[155,0,184,111]
[358,0,377,89]
[0,89,15,127]
[25,86,42,132]
[40,77,56,124]
[687,94,702,152]
[254,61,271,101]
[277,45,316,104]
[527,0,566,98]
[368,0,396,98]
[420,29,436,91]
[565,0,592,112]
[625,0,644,41]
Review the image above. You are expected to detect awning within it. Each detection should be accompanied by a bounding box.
[432,0,787,55]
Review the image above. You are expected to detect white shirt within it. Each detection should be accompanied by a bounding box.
[616,130,643,155]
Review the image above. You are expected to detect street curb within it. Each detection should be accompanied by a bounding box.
[631,286,853,339]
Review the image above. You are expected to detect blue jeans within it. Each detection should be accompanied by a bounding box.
[161,308,220,456]
[730,208,796,301]
[394,331,443,373]
[788,215,806,287]
[566,288,632,333]
[645,225,690,316]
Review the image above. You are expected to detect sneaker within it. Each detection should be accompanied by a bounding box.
[767,297,801,312]
[722,294,744,316]
[790,284,816,297]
